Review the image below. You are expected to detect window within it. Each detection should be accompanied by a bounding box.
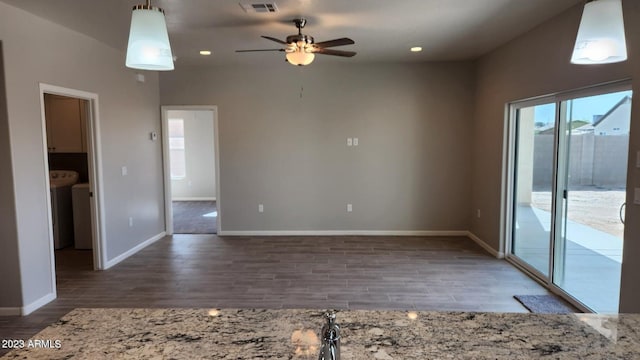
[168,119,186,179]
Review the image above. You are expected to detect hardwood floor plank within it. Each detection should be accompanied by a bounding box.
[0,234,567,356]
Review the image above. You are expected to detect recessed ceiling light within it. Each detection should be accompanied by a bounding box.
[410,47,423,52]
[200,50,212,56]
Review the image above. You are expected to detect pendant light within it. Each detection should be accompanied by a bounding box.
[126,0,174,71]
[571,0,627,65]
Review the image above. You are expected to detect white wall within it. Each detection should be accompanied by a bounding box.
[169,110,216,200]
[471,1,640,312]
[0,2,164,311]
[161,62,476,232]
[594,99,631,135]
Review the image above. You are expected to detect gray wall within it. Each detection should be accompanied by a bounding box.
[594,135,630,187]
[0,2,164,310]
[472,1,640,312]
[169,110,216,200]
[161,62,475,232]
[533,134,629,188]
[0,41,22,309]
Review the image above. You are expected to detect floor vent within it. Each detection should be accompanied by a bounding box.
[239,2,278,13]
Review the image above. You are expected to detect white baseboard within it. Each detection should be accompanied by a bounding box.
[466,231,504,259]
[217,230,504,259]
[0,307,21,316]
[172,197,216,201]
[21,292,56,316]
[217,230,469,237]
[104,232,166,269]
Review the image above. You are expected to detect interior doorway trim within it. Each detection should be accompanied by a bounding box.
[161,105,221,234]
[39,83,106,274]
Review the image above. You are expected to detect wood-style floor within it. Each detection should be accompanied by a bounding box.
[172,201,217,234]
[0,235,553,352]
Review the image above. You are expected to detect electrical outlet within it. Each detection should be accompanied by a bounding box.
[637,150,640,168]
[258,204,264,213]
[121,166,128,176]
[128,217,133,227]
[347,203,353,212]
[476,209,481,218]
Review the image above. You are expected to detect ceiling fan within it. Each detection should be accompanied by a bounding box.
[236,18,356,66]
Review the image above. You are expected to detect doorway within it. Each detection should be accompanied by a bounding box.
[161,106,220,235]
[506,82,631,313]
[40,84,105,276]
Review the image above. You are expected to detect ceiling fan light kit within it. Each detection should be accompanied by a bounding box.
[286,50,316,66]
[236,18,356,66]
[571,0,627,65]
[126,0,174,71]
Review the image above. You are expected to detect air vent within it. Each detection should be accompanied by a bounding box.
[239,2,278,13]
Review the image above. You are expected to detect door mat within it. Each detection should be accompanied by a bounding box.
[514,295,576,314]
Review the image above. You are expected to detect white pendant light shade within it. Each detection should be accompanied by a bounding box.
[571,0,627,65]
[126,5,174,71]
[286,49,315,66]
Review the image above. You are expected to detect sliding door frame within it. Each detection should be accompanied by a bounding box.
[503,79,632,313]
[505,95,562,284]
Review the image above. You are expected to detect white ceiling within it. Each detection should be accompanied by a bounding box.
[1,0,583,67]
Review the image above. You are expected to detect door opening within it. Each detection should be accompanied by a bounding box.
[506,82,631,313]
[161,106,220,235]
[40,84,105,285]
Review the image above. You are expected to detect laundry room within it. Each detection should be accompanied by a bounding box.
[45,93,94,269]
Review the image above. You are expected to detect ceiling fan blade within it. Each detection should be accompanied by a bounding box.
[312,48,357,57]
[261,36,288,45]
[236,49,285,52]
[313,38,355,48]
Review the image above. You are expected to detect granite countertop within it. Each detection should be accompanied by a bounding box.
[3,308,639,359]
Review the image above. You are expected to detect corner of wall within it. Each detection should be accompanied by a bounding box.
[104,231,166,269]
[466,231,504,259]
[0,40,24,309]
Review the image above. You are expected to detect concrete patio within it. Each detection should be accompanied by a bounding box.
[513,204,623,313]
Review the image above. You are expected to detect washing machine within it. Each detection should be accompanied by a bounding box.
[50,170,78,249]
[72,183,93,249]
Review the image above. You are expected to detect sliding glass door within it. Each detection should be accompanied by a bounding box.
[508,85,631,313]
[511,102,556,277]
[553,91,631,313]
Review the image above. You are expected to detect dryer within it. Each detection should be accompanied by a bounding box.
[49,170,78,249]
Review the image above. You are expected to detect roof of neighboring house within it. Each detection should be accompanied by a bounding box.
[593,96,632,127]
[537,120,590,135]
[539,96,632,134]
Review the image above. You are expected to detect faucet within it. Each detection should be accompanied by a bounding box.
[318,311,340,360]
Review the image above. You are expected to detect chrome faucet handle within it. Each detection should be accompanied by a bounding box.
[319,310,340,360]
[324,311,336,325]
[322,311,339,337]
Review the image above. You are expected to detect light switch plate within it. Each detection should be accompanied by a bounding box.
[353,138,359,146]
[121,166,128,176]
[347,138,353,146]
